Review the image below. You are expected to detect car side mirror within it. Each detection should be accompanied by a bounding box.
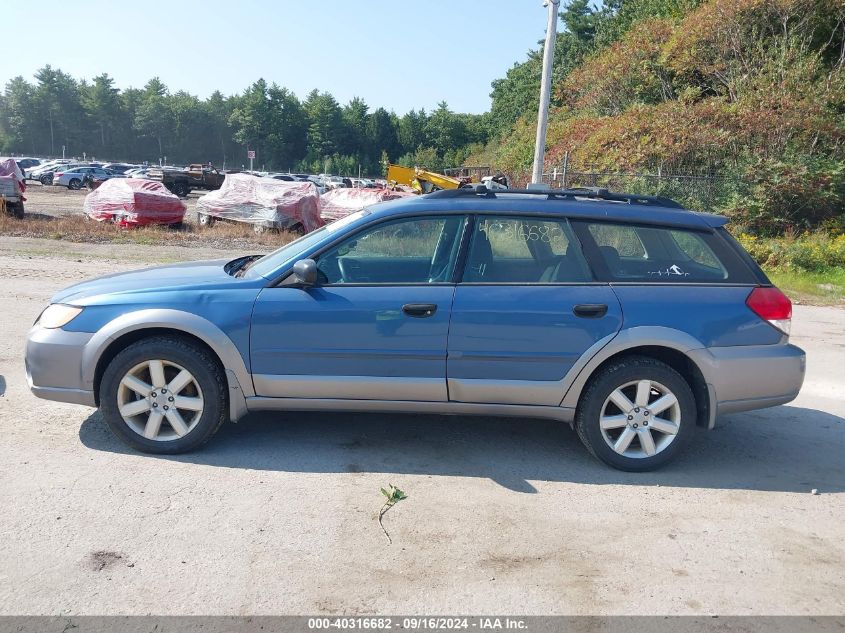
[291,258,318,287]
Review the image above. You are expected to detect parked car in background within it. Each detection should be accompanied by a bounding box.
[32,161,80,185]
[14,157,41,172]
[53,167,120,190]
[24,186,804,470]
[101,163,138,175]
[28,159,72,182]
[124,167,154,179]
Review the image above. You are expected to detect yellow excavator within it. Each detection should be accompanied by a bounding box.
[387,163,509,194]
[386,164,464,194]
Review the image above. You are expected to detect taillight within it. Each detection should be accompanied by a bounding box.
[746,286,792,335]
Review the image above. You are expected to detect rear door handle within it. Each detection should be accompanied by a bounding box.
[402,303,438,318]
[573,304,608,318]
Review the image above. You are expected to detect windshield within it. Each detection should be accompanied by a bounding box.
[245,210,370,279]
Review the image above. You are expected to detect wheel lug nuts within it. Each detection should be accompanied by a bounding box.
[643,421,649,426]
[168,397,174,402]
[152,403,158,408]
[633,423,638,428]
[634,408,640,413]
[161,389,167,394]
[151,392,157,398]
[644,410,649,416]
[627,415,634,421]
[163,406,169,411]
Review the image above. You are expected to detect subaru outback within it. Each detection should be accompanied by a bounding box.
[25,187,805,471]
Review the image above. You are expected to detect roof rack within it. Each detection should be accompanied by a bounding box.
[425,185,684,209]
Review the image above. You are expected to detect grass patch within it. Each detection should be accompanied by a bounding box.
[767,268,845,305]
[0,212,296,250]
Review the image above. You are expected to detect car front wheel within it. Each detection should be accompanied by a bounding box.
[575,356,695,471]
[99,336,228,454]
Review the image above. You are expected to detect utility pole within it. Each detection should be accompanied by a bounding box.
[531,0,560,185]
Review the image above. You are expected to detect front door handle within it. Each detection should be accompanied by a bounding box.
[402,303,438,318]
[573,303,608,318]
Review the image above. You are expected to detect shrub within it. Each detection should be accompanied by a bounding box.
[736,232,845,271]
[724,158,845,235]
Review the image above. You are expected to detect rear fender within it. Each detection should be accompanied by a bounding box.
[560,326,708,409]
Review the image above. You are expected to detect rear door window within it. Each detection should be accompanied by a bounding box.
[462,216,591,283]
[579,221,735,282]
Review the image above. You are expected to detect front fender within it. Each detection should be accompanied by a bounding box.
[80,308,254,410]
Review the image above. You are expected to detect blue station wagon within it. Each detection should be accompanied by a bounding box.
[25,187,806,471]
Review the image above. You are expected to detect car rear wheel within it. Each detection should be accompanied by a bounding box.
[68,178,82,190]
[40,174,53,185]
[575,356,695,471]
[99,336,228,454]
[197,212,215,227]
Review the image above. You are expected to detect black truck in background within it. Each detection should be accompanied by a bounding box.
[146,164,230,197]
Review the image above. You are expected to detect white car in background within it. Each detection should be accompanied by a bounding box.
[52,167,120,190]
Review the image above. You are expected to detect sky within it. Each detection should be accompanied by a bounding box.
[2,0,554,115]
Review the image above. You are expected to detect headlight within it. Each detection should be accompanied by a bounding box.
[37,304,84,329]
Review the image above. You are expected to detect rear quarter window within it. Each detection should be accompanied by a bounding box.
[576,220,756,284]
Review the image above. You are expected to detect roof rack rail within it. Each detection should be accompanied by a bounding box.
[425,185,684,209]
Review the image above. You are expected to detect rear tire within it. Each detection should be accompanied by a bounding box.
[68,178,82,190]
[197,212,215,227]
[99,336,228,454]
[9,201,24,219]
[40,174,53,185]
[575,356,696,472]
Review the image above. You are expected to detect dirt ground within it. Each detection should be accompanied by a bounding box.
[0,236,843,616]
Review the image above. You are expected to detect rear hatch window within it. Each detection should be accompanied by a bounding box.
[574,221,757,284]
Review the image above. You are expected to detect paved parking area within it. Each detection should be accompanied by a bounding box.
[0,238,843,615]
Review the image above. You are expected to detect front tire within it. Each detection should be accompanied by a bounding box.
[99,336,228,454]
[575,356,696,471]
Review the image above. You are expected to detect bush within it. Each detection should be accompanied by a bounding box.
[736,232,845,272]
[724,158,845,235]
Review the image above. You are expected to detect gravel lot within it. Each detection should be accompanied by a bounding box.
[0,237,843,616]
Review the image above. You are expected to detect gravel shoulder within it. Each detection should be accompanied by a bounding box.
[0,236,843,616]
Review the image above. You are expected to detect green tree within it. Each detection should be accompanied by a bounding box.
[134,78,174,159]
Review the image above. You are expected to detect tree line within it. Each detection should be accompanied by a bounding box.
[0,68,491,176]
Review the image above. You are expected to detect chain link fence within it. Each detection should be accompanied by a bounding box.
[543,170,748,213]
[444,165,751,214]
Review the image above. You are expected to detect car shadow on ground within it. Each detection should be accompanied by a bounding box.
[0,375,5,396]
[79,404,845,494]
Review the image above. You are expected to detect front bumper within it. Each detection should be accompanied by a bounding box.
[689,343,806,420]
[25,326,96,407]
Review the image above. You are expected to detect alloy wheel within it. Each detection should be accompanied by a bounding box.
[599,379,681,459]
[116,359,204,441]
